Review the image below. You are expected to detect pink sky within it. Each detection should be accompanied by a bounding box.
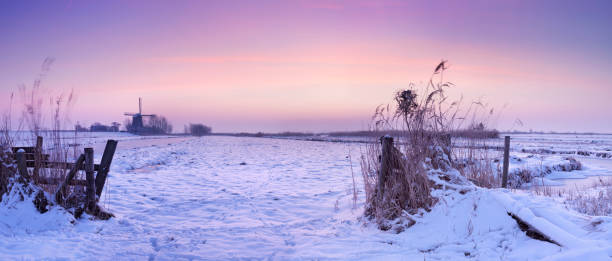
[1,0,611,133]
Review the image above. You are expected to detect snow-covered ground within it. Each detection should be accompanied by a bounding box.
[506,133,612,159]
[269,133,612,160]
[1,135,611,260]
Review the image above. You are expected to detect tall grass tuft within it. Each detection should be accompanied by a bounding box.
[0,58,78,204]
[361,61,463,228]
[360,61,505,228]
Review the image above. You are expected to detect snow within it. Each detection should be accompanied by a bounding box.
[280,133,612,159]
[0,135,611,260]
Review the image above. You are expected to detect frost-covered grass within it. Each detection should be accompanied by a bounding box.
[565,187,612,216]
[532,176,612,217]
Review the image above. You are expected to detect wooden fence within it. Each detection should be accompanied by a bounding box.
[378,135,512,188]
[10,136,117,218]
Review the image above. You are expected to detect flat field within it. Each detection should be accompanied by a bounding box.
[1,133,611,260]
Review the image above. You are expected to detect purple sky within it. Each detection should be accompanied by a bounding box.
[1,0,611,133]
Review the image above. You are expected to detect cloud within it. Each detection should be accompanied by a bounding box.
[147,54,432,68]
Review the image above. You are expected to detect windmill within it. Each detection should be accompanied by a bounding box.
[124,98,156,132]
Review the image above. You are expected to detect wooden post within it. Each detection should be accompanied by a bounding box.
[442,133,452,162]
[54,154,85,204]
[501,136,510,188]
[95,140,117,198]
[16,149,30,182]
[84,148,96,211]
[443,133,451,147]
[33,136,43,183]
[379,136,394,201]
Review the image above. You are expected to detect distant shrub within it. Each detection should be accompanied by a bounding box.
[188,123,212,137]
[451,128,499,139]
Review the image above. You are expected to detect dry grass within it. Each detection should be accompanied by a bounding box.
[452,135,503,188]
[448,97,502,189]
[567,188,612,216]
[361,138,434,224]
[360,61,460,228]
[347,147,358,209]
[360,61,507,229]
[1,58,79,200]
[542,177,612,216]
[31,94,77,197]
[455,157,501,188]
[525,176,612,216]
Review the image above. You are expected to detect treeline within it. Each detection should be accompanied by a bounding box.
[76,122,121,132]
[218,128,499,139]
[185,123,212,137]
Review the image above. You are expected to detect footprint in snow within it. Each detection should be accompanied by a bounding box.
[149,196,164,202]
[150,237,161,252]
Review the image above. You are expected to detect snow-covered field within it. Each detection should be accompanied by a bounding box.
[1,134,611,260]
[507,133,612,159]
[281,133,612,159]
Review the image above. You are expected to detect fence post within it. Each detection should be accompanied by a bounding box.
[16,149,30,182]
[379,136,393,202]
[501,136,510,188]
[84,148,96,211]
[33,136,43,183]
[95,140,117,198]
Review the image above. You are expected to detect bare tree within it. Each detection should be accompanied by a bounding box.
[188,123,212,136]
[147,115,172,134]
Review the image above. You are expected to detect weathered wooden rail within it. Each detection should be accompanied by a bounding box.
[11,136,118,219]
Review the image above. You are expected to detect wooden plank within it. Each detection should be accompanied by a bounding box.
[54,154,85,204]
[43,178,87,186]
[21,153,50,161]
[95,140,117,197]
[501,136,510,188]
[25,161,100,171]
[84,148,97,211]
[11,147,35,154]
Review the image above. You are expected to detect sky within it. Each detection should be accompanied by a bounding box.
[1,0,611,133]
